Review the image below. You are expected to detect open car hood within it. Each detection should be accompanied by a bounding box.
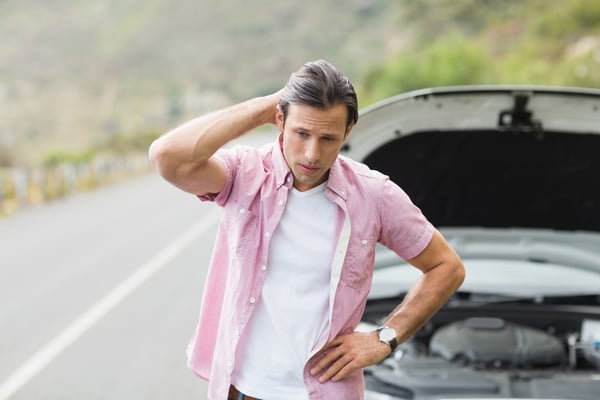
[344,86,600,298]
[344,85,600,288]
[343,85,600,232]
[350,86,600,400]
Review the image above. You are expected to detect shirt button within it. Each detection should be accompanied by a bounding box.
[239,208,245,214]
[265,232,271,238]
[286,176,291,183]
[278,200,284,206]
[260,265,267,271]
[249,297,256,304]
[361,239,368,245]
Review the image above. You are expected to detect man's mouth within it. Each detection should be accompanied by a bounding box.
[299,164,320,175]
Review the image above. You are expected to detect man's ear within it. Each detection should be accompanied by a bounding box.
[275,107,285,132]
[344,123,354,140]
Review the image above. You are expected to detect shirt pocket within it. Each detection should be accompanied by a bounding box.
[225,201,259,260]
[343,236,377,288]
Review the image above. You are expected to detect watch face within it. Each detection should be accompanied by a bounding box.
[380,327,396,342]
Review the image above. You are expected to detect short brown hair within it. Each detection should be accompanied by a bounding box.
[279,60,358,129]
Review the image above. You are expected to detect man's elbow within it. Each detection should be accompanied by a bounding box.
[148,139,167,175]
[148,137,180,182]
[148,137,218,196]
[448,256,466,291]
[148,138,162,168]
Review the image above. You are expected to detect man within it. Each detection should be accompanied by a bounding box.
[149,60,465,400]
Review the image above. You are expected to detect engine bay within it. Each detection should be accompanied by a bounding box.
[362,295,600,399]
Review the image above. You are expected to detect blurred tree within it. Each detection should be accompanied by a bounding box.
[359,34,490,103]
[358,0,600,106]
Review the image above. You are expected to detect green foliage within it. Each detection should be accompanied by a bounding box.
[561,53,600,88]
[42,149,95,168]
[1,0,407,167]
[42,130,160,168]
[401,0,523,41]
[359,34,491,104]
[4,0,600,165]
[359,0,600,106]
[102,130,162,156]
[534,0,600,39]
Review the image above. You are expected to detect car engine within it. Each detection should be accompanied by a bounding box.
[363,306,600,399]
[430,317,566,368]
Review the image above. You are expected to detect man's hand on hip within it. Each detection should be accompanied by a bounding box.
[309,332,391,383]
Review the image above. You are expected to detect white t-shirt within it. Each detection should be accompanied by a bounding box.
[231,182,336,399]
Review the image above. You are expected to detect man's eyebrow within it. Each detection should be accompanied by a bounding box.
[292,126,342,138]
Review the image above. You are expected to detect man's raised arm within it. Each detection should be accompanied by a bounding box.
[148,91,281,196]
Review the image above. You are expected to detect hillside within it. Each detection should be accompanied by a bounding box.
[2,0,600,167]
[360,0,600,103]
[0,0,404,166]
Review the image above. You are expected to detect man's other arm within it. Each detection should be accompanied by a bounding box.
[310,229,465,382]
[149,92,281,196]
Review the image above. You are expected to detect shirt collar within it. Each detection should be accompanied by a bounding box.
[326,159,348,201]
[272,139,293,189]
[271,140,348,200]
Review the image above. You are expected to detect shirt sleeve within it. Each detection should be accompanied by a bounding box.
[377,177,435,260]
[197,147,238,206]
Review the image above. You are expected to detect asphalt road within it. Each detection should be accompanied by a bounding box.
[0,171,222,400]
[0,131,274,400]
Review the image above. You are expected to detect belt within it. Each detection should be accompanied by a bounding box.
[228,385,261,400]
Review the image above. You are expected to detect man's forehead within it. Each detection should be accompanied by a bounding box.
[286,103,349,123]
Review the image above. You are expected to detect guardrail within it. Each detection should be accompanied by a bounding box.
[0,154,153,216]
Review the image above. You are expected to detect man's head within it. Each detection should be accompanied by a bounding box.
[276,60,358,191]
[278,60,359,130]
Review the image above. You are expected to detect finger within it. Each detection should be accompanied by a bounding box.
[317,336,344,353]
[331,359,358,382]
[318,353,353,383]
[310,336,346,374]
[310,347,343,376]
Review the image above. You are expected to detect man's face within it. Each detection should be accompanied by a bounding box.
[277,103,353,192]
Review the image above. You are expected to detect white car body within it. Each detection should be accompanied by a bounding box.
[344,86,600,400]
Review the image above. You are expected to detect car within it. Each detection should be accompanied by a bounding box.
[341,86,600,400]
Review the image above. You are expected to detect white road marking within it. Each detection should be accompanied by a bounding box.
[0,209,221,400]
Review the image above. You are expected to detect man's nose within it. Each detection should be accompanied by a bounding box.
[305,139,320,163]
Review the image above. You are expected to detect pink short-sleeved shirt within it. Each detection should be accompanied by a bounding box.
[187,141,434,400]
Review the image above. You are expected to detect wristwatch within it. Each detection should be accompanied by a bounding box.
[376,326,398,352]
